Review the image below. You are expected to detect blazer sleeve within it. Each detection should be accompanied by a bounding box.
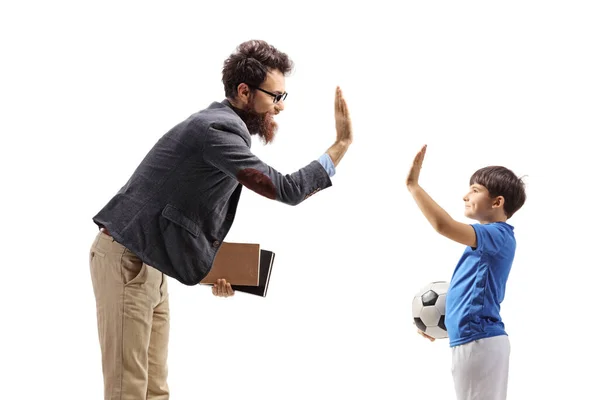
[203,126,332,205]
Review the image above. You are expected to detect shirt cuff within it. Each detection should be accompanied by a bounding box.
[318,153,336,177]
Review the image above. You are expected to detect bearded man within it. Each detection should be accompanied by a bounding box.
[88,39,353,399]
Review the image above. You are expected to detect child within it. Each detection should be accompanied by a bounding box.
[406,145,526,400]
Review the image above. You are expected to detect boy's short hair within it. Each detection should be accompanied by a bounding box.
[470,166,526,218]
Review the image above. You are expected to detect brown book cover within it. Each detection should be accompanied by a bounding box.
[200,242,260,286]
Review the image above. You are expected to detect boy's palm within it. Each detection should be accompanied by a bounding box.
[406,145,427,187]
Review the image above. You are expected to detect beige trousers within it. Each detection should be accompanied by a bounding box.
[90,231,170,400]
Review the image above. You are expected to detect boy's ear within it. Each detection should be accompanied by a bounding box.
[492,196,505,210]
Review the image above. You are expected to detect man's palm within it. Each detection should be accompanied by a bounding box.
[334,86,353,143]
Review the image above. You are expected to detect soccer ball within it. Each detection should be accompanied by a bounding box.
[412,281,449,339]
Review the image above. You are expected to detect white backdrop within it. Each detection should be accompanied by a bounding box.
[1,1,598,399]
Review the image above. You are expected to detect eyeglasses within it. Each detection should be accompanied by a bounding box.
[250,85,288,104]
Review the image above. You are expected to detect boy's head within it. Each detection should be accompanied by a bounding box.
[463,166,526,222]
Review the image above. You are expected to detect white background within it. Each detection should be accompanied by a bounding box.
[1,1,599,399]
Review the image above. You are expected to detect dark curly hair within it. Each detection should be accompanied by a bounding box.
[222,40,293,99]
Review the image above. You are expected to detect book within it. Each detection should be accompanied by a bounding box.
[231,249,276,297]
[199,242,260,286]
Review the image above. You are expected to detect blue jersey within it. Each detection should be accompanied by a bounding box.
[445,222,516,347]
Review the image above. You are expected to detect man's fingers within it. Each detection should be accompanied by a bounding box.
[212,279,233,297]
[342,97,350,118]
[336,86,347,114]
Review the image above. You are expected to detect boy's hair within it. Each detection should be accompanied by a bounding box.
[222,40,294,99]
[470,166,526,219]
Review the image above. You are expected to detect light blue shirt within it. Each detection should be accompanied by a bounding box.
[318,153,336,177]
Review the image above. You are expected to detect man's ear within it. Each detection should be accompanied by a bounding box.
[236,83,251,105]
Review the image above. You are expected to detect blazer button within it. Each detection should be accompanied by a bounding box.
[212,240,220,248]
[226,214,234,221]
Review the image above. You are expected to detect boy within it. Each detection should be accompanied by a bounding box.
[406,145,526,400]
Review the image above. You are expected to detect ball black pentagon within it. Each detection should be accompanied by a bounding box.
[421,290,438,306]
[438,315,446,330]
[414,318,427,332]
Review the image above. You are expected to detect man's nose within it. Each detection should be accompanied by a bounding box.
[275,100,285,112]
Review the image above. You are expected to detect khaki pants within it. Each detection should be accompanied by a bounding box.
[90,231,170,400]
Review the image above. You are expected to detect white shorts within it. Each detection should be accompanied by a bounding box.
[451,335,511,400]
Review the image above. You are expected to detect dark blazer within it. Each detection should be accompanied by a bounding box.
[93,100,332,285]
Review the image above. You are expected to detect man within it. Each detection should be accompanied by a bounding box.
[89,39,353,399]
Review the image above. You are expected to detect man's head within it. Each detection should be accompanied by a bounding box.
[463,166,526,222]
[222,40,293,144]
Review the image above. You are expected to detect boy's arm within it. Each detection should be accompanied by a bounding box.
[407,184,477,248]
[406,144,476,248]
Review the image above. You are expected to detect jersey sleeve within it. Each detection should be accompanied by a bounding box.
[471,223,509,255]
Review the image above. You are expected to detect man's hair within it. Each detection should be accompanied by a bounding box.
[222,40,293,99]
[470,166,527,219]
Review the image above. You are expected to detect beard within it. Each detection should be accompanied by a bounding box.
[236,96,278,144]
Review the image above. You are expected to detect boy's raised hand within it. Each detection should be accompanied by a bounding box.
[406,144,427,188]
